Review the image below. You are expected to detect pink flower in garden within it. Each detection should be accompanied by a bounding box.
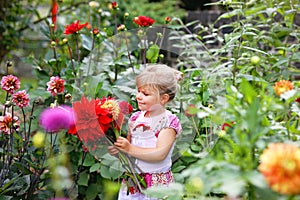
[0,113,20,134]
[12,90,30,108]
[133,16,155,27]
[39,106,74,133]
[1,75,20,94]
[64,20,89,35]
[258,143,300,195]
[47,76,65,96]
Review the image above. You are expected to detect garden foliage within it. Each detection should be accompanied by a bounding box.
[0,0,300,199]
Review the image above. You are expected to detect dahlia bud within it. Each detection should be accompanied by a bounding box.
[117,24,126,32]
[6,61,13,67]
[93,28,99,35]
[165,16,171,24]
[65,93,72,100]
[51,41,56,48]
[62,38,68,44]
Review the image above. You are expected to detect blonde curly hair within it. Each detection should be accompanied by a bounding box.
[136,64,183,102]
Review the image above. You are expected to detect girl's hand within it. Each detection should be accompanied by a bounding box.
[107,145,119,156]
[114,136,131,153]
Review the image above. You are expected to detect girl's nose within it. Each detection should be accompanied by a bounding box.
[136,92,142,99]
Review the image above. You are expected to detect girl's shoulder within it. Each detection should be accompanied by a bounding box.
[165,110,182,135]
[129,110,143,122]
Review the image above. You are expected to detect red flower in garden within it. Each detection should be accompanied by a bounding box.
[111,1,118,9]
[70,96,105,143]
[0,113,20,134]
[133,16,155,27]
[12,90,30,108]
[51,0,59,29]
[165,16,171,24]
[69,96,133,144]
[273,80,293,96]
[258,143,300,195]
[92,28,99,35]
[47,76,65,96]
[96,97,123,132]
[119,101,133,115]
[64,20,89,35]
[1,75,20,94]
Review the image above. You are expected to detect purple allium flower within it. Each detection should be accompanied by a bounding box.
[12,90,30,108]
[39,105,74,133]
[47,76,65,96]
[1,75,20,94]
[0,113,20,134]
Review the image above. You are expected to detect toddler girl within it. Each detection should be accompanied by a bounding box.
[109,64,183,200]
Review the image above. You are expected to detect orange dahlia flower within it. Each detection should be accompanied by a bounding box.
[273,80,293,96]
[258,143,300,195]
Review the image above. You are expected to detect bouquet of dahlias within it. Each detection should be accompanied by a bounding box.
[68,95,146,191]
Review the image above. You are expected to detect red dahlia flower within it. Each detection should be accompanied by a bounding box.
[133,16,155,27]
[70,96,133,144]
[64,20,89,35]
[111,1,118,9]
[51,0,59,29]
[258,143,300,195]
[119,101,133,115]
[71,96,105,143]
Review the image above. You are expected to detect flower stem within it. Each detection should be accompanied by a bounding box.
[124,32,135,73]
[67,43,77,78]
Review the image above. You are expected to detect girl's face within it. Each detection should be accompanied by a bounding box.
[136,85,161,111]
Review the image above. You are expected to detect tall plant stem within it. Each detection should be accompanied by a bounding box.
[87,35,95,76]
[67,43,77,78]
[52,46,60,76]
[124,32,135,73]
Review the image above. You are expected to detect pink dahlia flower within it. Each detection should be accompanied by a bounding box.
[1,75,20,94]
[47,76,65,96]
[12,90,30,108]
[0,113,20,134]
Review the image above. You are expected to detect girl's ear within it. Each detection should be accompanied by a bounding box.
[160,94,170,104]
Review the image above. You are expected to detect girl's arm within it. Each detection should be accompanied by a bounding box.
[114,128,176,162]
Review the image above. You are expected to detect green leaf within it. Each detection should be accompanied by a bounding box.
[78,171,89,186]
[82,153,96,167]
[90,163,101,173]
[81,34,93,51]
[146,44,159,63]
[239,78,257,104]
[86,184,99,199]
